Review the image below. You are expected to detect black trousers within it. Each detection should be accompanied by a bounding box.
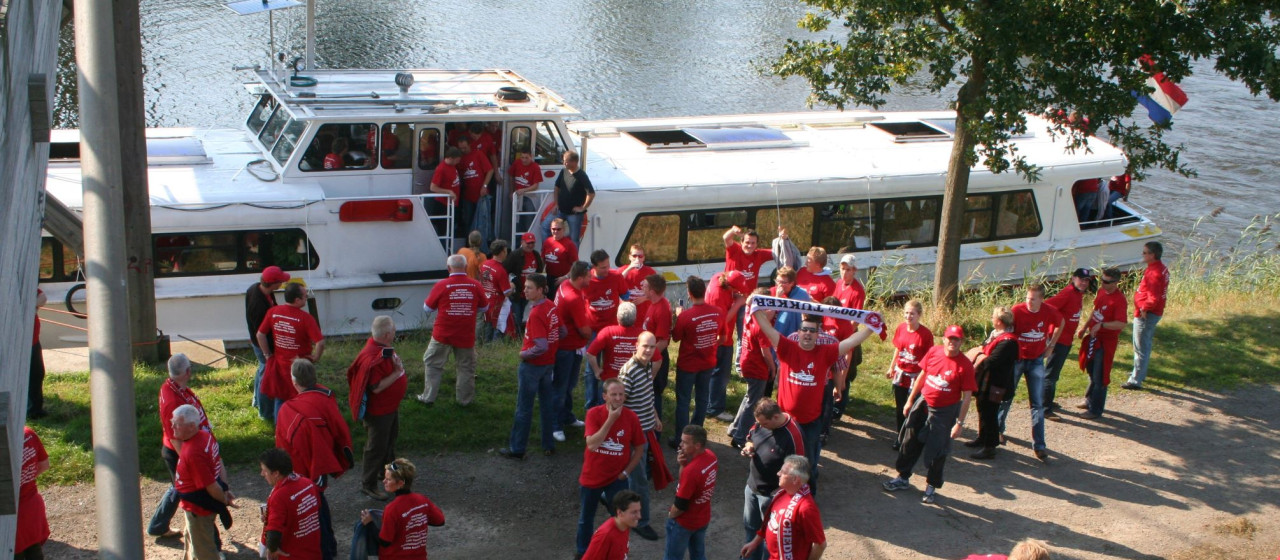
[976,395,1002,449]
[29,342,45,415]
[361,412,400,491]
[652,348,671,421]
[892,383,911,432]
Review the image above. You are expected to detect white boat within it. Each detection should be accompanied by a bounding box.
[37,66,1158,347]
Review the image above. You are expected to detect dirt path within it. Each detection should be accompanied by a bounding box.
[40,384,1280,559]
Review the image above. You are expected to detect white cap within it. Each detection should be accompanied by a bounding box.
[839,254,857,267]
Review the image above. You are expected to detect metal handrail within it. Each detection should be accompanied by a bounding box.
[512,189,554,242]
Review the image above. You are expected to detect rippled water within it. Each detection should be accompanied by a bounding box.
[55,0,1280,247]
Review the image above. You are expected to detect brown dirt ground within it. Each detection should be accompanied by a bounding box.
[39,384,1280,559]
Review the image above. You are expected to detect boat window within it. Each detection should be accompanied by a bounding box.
[816,202,874,253]
[962,195,995,242]
[995,191,1041,238]
[755,206,814,254]
[246,95,277,136]
[534,121,567,165]
[620,214,680,266]
[881,197,941,249]
[271,119,307,166]
[38,238,82,283]
[379,123,414,169]
[299,123,376,171]
[686,210,748,263]
[509,126,532,164]
[418,127,442,171]
[153,228,319,278]
[257,107,292,152]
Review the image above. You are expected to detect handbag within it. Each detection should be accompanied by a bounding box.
[986,385,1007,403]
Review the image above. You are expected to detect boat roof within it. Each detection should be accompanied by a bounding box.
[254,68,581,122]
[573,111,1127,192]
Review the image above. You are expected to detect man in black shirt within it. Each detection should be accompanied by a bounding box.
[541,150,594,245]
[246,266,289,421]
[738,398,804,560]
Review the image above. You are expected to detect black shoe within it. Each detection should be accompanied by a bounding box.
[962,439,983,448]
[1121,381,1142,390]
[633,525,660,541]
[891,441,900,451]
[970,447,996,460]
[1035,449,1050,463]
[497,448,525,460]
[28,409,47,420]
[1044,410,1062,421]
[730,439,745,450]
[543,448,556,456]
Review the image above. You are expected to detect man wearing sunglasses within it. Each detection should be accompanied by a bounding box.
[1079,268,1128,418]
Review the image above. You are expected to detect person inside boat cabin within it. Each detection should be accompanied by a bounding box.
[426,147,463,236]
[457,136,494,237]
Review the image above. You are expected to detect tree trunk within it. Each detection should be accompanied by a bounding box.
[933,60,987,311]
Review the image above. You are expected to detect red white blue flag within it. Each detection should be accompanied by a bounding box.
[1133,55,1189,126]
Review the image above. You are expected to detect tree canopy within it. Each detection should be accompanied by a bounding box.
[772,0,1280,307]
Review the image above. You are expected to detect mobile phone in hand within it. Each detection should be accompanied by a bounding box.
[382,347,394,359]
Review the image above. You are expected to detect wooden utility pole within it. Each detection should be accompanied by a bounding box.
[74,0,145,556]
[113,0,160,363]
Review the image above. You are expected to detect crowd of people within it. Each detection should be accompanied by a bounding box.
[14,226,1170,559]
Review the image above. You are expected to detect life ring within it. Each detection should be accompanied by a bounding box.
[65,283,88,319]
[496,87,529,102]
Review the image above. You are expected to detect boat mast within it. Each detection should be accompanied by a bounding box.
[305,0,316,71]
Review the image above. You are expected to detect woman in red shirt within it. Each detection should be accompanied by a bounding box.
[884,300,933,440]
[359,458,446,560]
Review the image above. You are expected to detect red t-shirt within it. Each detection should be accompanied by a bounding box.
[620,265,656,302]
[891,323,934,387]
[776,337,840,424]
[379,492,446,560]
[642,297,673,342]
[175,430,223,516]
[358,339,408,417]
[430,164,460,204]
[674,448,718,530]
[425,273,486,348]
[263,473,322,558]
[725,244,774,290]
[1044,285,1086,347]
[739,316,773,380]
[705,273,740,347]
[259,303,324,400]
[17,427,50,553]
[672,303,724,372]
[795,268,836,303]
[919,346,977,408]
[159,379,211,451]
[542,237,578,279]
[822,315,854,340]
[582,518,629,560]
[833,277,866,310]
[1088,288,1129,342]
[579,405,645,489]
[480,257,512,322]
[522,299,562,366]
[1012,302,1064,359]
[588,324,643,380]
[470,132,497,160]
[585,270,628,330]
[556,282,593,350]
[1134,260,1169,317]
[510,160,544,192]
[458,150,493,203]
[761,491,825,560]
[323,153,342,170]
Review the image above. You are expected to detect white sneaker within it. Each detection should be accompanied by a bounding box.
[571,419,586,428]
[553,430,566,442]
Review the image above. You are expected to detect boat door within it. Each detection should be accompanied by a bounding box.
[502,120,568,244]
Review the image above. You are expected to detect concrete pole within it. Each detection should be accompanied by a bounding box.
[73,0,145,557]
[305,0,316,70]
[114,0,161,364]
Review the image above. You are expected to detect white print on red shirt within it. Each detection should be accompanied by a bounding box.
[788,361,819,387]
[597,428,628,456]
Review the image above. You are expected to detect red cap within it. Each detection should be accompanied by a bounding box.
[944,324,965,339]
[522,232,536,244]
[261,266,290,284]
[725,271,749,294]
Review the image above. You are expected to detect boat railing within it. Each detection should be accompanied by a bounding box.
[512,189,554,243]
[1078,199,1153,231]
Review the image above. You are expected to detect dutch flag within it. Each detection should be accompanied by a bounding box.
[1133,55,1189,126]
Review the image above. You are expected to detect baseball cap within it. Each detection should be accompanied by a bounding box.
[839,254,857,267]
[1072,267,1092,279]
[725,271,749,294]
[261,266,290,284]
[944,324,965,339]
[521,232,536,244]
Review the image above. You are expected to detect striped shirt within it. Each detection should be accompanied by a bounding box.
[619,357,658,431]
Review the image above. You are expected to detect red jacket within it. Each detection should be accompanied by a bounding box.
[276,386,353,482]
[1133,260,1169,317]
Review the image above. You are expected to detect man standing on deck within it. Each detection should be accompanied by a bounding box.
[246,266,289,421]
[1123,241,1170,390]
[543,150,594,245]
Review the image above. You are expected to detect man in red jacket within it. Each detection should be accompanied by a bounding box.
[1124,241,1170,389]
[276,359,351,559]
[346,316,407,501]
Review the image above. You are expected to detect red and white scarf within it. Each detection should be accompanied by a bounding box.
[749,295,887,340]
[774,484,812,560]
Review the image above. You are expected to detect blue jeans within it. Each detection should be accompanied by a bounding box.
[473,194,494,247]
[584,368,604,412]
[1128,313,1161,385]
[663,517,707,560]
[540,209,585,245]
[799,418,824,494]
[508,362,556,454]
[146,446,180,535]
[728,377,768,443]
[553,349,583,431]
[1043,342,1072,407]
[576,479,628,554]
[628,440,652,530]
[708,345,734,416]
[1084,343,1109,415]
[511,299,528,335]
[252,344,274,421]
[742,485,771,560]
[674,368,713,440]
[997,358,1047,451]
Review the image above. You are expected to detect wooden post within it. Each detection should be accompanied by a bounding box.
[0,0,63,552]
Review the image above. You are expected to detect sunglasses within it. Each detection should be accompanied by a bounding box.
[799,326,820,333]
[1102,278,1118,284]
[630,254,644,258]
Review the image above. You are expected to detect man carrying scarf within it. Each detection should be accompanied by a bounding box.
[739,455,825,560]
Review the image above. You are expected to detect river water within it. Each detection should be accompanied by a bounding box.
[54,0,1280,248]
